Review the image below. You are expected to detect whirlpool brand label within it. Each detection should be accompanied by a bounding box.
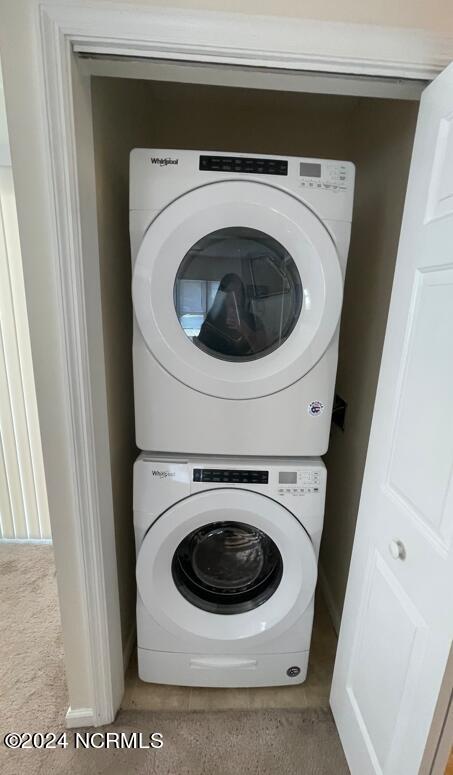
[152,470,176,478]
[150,157,179,166]
[308,400,324,417]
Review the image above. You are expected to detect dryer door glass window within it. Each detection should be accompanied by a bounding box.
[174,227,303,361]
[172,521,283,614]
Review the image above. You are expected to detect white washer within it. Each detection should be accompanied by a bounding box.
[130,149,355,456]
[134,453,326,687]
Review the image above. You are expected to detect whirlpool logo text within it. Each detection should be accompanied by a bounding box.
[152,470,176,478]
[150,157,179,166]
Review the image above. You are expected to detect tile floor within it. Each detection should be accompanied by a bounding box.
[122,592,337,712]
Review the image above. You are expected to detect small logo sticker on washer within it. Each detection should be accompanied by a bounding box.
[308,401,324,417]
[287,666,301,678]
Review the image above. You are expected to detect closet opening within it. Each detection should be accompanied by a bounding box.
[84,69,419,711]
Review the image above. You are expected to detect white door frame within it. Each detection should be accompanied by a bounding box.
[35,0,453,730]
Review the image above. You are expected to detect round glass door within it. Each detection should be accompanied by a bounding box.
[174,227,303,361]
[172,521,283,614]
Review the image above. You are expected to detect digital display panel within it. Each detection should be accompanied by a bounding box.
[199,155,288,176]
[279,472,297,484]
[299,162,322,178]
[193,469,269,484]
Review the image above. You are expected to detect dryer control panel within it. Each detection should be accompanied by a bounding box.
[193,468,269,484]
[130,148,355,224]
[199,154,288,176]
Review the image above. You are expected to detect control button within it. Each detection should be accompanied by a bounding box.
[193,469,201,482]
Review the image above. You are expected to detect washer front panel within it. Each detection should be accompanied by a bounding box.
[136,489,317,644]
[132,180,343,399]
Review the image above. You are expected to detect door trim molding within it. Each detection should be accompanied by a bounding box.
[36,0,453,727]
[50,3,453,80]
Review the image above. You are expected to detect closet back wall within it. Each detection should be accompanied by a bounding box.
[91,76,355,650]
[90,76,416,652]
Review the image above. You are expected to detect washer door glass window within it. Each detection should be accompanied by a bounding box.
[174,227,303,361]
[172,521,283,614]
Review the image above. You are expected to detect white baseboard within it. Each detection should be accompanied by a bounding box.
[123,621,137,673]
[65,706,96,728]
[318,564,342,636]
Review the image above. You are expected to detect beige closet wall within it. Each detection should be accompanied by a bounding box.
[90,0,453,34]
[91,77,357,648]
[320,98,418,627]
[91,77,419,646]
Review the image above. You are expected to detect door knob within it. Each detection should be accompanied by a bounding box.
[389,539,406,560]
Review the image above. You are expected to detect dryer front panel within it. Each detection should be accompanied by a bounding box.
[136,488,317,646]
[132,180,343,399]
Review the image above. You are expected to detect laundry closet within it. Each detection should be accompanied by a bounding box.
[88,72,418,697]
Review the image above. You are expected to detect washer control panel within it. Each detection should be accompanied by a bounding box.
[278,469,321,497]
[299,161,352,193]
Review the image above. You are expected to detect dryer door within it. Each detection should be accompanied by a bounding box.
[132,180,343,399]
[136,488,317,645]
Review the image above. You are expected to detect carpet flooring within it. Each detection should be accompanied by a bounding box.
[0,544,349,774]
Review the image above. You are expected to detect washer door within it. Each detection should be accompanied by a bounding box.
[136,489,317,644]
[132,180,343,399]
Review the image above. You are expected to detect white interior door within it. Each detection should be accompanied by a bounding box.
[330,63,453,774]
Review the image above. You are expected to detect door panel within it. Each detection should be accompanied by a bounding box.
[386,267,453,544]
[425,112,453,221]
[331,63,453,774]
[347,551,427,773]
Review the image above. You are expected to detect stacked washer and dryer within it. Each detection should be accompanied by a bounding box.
[130,149,355,687]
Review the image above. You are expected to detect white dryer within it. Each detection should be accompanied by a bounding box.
[134,453,326,687]
[130,149,355,455]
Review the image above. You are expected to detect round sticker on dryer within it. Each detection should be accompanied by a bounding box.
[308,400,324,417]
